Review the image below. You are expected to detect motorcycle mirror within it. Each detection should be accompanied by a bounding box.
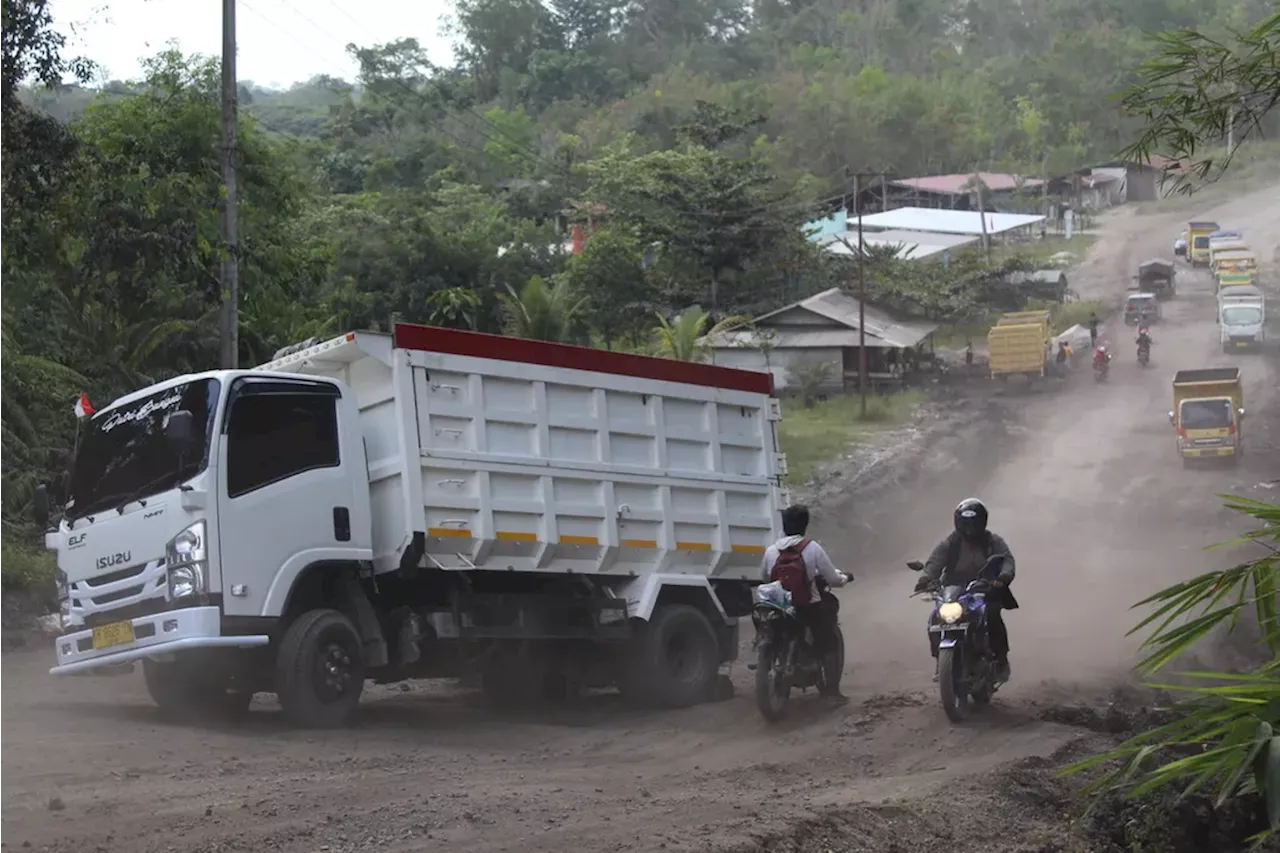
[906,560,924,571]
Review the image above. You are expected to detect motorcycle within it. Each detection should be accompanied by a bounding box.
[909,556,1005,723]
[749,578,846,722]
[1137,343,1150,367]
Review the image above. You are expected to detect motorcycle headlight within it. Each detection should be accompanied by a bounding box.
[165,520,209,600]
[938,602,964,624]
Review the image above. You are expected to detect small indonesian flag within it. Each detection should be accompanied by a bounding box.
[73,393,96,419]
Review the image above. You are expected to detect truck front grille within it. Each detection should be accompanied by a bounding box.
[70,557,168,626]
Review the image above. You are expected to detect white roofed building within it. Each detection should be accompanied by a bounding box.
[701,288,939,393]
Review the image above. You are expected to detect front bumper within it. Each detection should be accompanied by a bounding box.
[50,605,269,676]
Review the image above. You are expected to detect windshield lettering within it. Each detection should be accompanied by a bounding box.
[101,393,183,433]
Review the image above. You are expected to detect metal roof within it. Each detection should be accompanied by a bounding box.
[704,288,939,350]
[890,172,1044,195]
[1007,269,1068,284]
[815,229,977,260]
[854,207,1045,236]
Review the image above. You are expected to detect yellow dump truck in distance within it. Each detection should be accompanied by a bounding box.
[1170,368,1244,463]
[988,310,1051,380]
[1187,221,1220,266]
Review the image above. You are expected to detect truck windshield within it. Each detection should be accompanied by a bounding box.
[66,379,221,520]
[1181,399,1232,430]
[1222,306,1263,326]
[1193,236,1210,248]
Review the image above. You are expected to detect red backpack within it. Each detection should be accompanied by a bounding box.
[770,539,812,606]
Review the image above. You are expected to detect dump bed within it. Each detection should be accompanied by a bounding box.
[255,325,785,580]
[1172,368,1243,410]
[988,311,1050,376]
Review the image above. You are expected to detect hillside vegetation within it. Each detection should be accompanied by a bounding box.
[3,0,1277,545]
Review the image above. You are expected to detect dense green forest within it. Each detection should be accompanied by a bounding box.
[2,0,1278,540]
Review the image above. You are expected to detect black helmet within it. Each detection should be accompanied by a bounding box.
[954,498,988,540]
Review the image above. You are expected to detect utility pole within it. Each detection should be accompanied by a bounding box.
[854,171,867,418]
[219,0,240,369]
[836,168,893,419]
[973,171,990,262]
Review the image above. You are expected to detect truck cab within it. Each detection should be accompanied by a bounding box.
[1187,221,1220,267]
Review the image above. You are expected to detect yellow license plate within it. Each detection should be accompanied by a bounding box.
[91,620,135,650]
[1235,342,1248,348]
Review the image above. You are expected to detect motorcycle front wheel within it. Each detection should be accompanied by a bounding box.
[937,646,970,723]
[755,644,791,723]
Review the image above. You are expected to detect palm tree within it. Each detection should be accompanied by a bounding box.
[0,317,89,528]
[653,305,751,362]
[500,276,588,343]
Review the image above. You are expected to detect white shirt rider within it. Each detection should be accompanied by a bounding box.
[761,535,849,602]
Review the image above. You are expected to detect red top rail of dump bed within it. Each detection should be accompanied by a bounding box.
[392,322,774,396]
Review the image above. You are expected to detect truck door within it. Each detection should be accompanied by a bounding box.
[216,378,364,618]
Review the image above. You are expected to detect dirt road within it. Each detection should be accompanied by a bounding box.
[4,185,1279,853]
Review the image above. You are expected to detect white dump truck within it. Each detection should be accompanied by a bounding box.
[39,325,786,726]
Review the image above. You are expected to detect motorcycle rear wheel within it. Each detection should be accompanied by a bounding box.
[937,647,969,723]
[755,645,791,722]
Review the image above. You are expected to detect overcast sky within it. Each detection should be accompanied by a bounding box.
[51,0,457,89]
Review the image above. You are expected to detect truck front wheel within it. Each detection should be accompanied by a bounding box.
[142,658,252,719]
[623,604,719,709]
[275,609,365,728]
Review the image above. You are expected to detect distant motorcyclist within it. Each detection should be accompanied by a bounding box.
[914,498,1018,683]
[1093,345,1111,369]
[1136,328,1153,350]
[762,504,850,704]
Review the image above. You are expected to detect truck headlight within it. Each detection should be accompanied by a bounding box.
[165,520,208,600]
[938,602,964,624]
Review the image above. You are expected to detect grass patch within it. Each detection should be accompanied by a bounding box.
[1045,299,1106,334]
[777,390,923,485]
[934,298,1106,348]
[1,534,56,595]
[994,232,1099,267]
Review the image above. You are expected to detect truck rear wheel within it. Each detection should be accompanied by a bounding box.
[142,658,252,719]
[275,608,365,728]
[623,604,719,709]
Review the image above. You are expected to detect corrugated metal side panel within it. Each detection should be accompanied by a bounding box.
[403,351,783,581]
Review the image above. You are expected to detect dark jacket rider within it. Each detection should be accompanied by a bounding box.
[914,498,1018,683]
[1136,329,1153,349]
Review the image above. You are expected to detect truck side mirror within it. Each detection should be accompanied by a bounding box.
[33,483,50,530]
[164,410,195,449]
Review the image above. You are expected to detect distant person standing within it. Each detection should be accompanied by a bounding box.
[1088,312,1100,347]
[964,341,974,376]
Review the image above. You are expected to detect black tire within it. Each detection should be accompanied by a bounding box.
[625,604,719,709]
[754,644,790,723]
[816,624,846,695]
[142,658,252,720]
[275,609,365,728]
[937,646,968,723]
